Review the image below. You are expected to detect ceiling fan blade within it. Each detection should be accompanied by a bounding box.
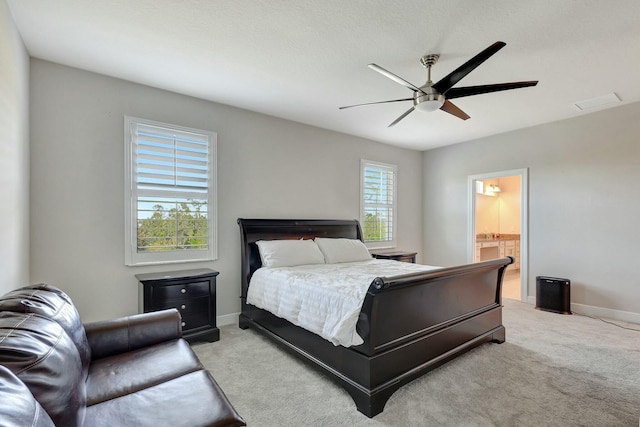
[445,81,538,99]
[368,64,425,94]
[388,106,415,127]
[440,100,470,120]
[339,98,414,109]
[432,41,506,94]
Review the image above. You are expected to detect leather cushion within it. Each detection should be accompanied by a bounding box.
[0,365,56,427]
[0,311,86,427]
[85,370,246,427]
[86,338,203,405]
[85,309,182,360]
[0,284,91,377]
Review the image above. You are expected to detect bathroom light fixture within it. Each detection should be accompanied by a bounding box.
[483,184,501,196]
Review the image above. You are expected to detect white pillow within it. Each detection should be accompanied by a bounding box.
[314,238,372,264]
[256,239,325,268]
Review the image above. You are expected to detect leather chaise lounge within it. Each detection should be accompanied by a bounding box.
[0,283,245,427]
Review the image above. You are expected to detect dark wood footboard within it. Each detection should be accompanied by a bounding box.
[357,257,509,355]
[237,218,512,417]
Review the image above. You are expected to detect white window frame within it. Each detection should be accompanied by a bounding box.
[124,116,217,266]
[360,159,397,249]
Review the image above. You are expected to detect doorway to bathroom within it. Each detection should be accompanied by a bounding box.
[467,169,528,302]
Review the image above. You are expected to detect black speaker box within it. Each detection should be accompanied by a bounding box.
[536,276,571,314]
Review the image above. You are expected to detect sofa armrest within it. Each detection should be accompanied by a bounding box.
[84,309,183,360]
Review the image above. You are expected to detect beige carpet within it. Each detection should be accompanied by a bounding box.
[192,300,640,426]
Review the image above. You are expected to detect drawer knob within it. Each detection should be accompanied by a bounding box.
[180,288,186,294]
[181,304,186,310]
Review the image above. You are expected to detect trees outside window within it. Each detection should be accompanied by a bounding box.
[125,117,217,265]
[360,160,396,248]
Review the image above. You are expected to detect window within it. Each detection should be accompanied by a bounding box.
[360,160,397,248]
[125,117,217,266]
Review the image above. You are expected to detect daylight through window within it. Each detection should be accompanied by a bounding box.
[125,117,217,265]
[360,160,396,247]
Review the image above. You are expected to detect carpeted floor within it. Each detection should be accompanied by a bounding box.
[192,300,640,426]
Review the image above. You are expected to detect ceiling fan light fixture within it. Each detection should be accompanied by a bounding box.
[340,42,538,126]
[414,93,444,112]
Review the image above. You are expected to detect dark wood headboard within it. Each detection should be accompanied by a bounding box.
[237,218,363,300]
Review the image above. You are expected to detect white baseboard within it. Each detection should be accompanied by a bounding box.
[570,302,640,324]
[525,296,640,324]
[217,312,240,327]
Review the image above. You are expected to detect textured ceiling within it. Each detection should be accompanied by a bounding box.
[7,0,640,150]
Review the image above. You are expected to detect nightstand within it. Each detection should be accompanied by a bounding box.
[135,268,219,344]
[370,250,417,263]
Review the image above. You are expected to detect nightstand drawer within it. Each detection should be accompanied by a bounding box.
[155,295,209,314]
[179,311,210,330]
[153,281,209,301]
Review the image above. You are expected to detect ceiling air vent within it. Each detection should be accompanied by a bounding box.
[573,93,621,111]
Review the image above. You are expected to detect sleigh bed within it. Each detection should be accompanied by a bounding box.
[238,218,512,417]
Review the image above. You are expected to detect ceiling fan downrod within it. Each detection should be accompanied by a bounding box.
[415,54,444,111]
[419,53,440,81]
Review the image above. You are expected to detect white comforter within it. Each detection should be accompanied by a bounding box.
[246,259,439,347]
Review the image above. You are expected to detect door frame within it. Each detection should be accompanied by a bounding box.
[467,168,528,301]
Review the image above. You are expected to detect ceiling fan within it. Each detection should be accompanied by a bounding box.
[339,41,538,127]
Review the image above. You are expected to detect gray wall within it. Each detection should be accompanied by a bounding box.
[29,59,424,322]
[0,1,30,294]
[423,101,640,320]
[9,0,638,322]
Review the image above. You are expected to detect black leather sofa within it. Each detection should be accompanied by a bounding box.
[0,284,245,427]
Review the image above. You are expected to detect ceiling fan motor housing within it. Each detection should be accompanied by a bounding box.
[414,87,444,112]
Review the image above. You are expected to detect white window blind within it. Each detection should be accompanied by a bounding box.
[360,160,397,247]
[125,117,217,266]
